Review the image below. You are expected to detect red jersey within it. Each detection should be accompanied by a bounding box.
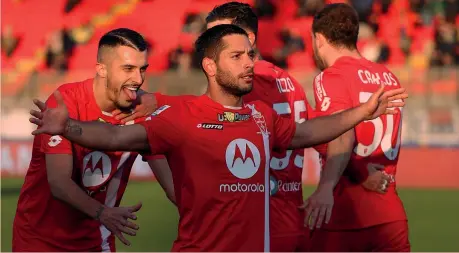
[140,95,296,251]
[13,79,144,251]
[244,60,311,237]
[312,56,407,230]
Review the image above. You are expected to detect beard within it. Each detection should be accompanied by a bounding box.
[215,67,253,97]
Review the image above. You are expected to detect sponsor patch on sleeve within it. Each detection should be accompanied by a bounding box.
[151,105,171,116]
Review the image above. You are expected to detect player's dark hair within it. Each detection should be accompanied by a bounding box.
[195,24,248,71]
[206,2,258,37]
[97,28,147,61]
[312,3,359,49]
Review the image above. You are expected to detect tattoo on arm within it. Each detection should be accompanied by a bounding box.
[65,120,83,136]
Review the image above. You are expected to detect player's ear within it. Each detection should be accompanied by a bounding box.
[246,31,256,47]
[96,62,107,78]
[202,57,217,77]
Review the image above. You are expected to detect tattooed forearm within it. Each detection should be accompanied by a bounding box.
[65,119,83,136]
[59,117,148,152]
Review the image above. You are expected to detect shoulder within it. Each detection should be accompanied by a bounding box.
[56,79,90,96]
[49,79,91,103]
[313,67,348,92]
[154,93,198,106]
[254,60,306,96]
[145,96,196,121]
[255,60,290,80]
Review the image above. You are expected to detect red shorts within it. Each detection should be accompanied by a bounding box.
[309,220,410,252]
[271,233,310,252]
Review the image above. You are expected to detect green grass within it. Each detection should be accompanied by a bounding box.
[2,178,458,251]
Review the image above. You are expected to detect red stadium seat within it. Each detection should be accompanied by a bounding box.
[68,38,99,71]
[284,17,314,55]
[95,0,193,72]
[273,0,298,24]
[63,0,119,29]
[257,19,283,58]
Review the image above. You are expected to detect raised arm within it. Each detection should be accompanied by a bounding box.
[30,91,150,152]
[288,84,407,149]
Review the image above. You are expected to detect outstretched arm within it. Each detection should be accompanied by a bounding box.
[63,119,150,152]
[30,91,150,152]
[289,84,407,149]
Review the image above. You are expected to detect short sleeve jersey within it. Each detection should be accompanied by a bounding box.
[14,79,145,251]
[311,57,407,230]
[139,95,296,251]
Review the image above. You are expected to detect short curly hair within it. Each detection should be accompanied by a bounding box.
[312,3,359,49]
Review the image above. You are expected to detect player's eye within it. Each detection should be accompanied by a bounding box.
[232,54,241,60]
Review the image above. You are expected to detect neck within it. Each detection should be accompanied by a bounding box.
[326,47,361,68]
[205,80,243,108]
[93,76,116,112]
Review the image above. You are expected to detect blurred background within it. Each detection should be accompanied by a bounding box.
[1,0,458,251]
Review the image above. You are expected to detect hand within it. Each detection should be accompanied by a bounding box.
[112,92,157,124]
[30,91,69,136]
[300,187,334,229]
[98,202,142,246]
[362,83,408,120]
[362,163,390,194]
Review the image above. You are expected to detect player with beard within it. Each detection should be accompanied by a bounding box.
[112,2,391,251]
[303,3,410,252]
[13,28,149,251]
[28,24,407,251]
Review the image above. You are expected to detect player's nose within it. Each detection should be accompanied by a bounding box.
[131,70,144,84]
[244,56,254,69]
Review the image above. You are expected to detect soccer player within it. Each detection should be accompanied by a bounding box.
[114,3,314,251]
[29,24,407,252]
[115,5,313,250]
[12,28,150,251]
[303,3,411,252]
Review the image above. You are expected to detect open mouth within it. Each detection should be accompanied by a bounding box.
[122,86,139,101]
[241,73,254,82]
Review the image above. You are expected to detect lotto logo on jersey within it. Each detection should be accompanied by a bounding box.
[48,135,62,147]
[218,112,250,123]
[197,123,223,130]
[220,138,264,192]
